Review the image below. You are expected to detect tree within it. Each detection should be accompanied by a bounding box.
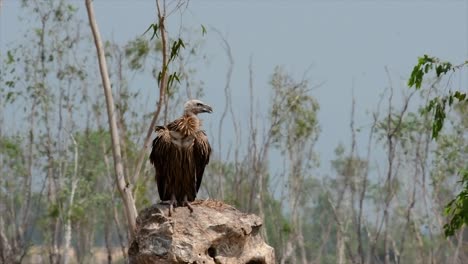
[1,0,201,262]
[408,55,468,236]
[84,0,191,241]
[85,0,138,239]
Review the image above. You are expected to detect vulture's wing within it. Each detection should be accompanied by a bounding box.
[150,126,172,201]
[193,130,211,193]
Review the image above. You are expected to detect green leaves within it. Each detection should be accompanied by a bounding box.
[453,91,467,101]
[422,97,446,139]
[432,99,446,139]
[156,38,185,92]
[422,91,467,139]
[269,66,320,151]
[167,71,181,90]
[444,168,468,237]
[409,54,468,237]
[408,54,453,89]
[408,55,468,140]
[144,23,159,40]
[201,24,207,36]
[168,38,185,64]
[6,51,14,65]
[0,136,22,158]
[125,38,150,70]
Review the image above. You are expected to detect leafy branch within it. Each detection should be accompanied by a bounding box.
[131,0,189,185]
[444,168,468,237]
[409,54,468,237]
[408,54,468,138]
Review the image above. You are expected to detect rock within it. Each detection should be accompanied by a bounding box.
[128,200,275,264]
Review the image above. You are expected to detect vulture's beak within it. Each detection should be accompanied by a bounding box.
[203,104,213,113]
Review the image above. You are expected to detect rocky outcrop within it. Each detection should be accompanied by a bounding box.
[128,200,275,264]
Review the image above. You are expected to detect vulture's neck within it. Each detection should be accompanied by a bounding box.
[169,112,201,136]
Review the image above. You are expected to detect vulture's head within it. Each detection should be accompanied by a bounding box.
[184,99,213,115]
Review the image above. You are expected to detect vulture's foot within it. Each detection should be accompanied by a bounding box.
[183,196,194,213]
[161,195,177,217]
[168,204,174,217]
[169,194,177,216]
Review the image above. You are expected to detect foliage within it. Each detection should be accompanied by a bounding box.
[408,55,468,138]
[444,168,468,236]
[269,66,320,150]
[409,54,468,237]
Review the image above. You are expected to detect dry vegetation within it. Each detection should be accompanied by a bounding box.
[0,0,467,263]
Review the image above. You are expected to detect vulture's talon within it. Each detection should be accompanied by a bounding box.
[186,202,194,213]
[187,203,193,213]
[183,196,194,213]
[168,202,177,217]
[165,195,177,217]
[168,204,173,217]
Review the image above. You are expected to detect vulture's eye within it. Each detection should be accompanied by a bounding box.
[196,103,203,106]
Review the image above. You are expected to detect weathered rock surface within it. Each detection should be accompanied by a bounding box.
[128,200,275,264]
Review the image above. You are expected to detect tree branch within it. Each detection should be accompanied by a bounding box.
[131,0,168,185]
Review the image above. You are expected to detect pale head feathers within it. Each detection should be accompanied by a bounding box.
[184,99,213,115]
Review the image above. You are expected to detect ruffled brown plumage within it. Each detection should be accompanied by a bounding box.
[149,100,212,214]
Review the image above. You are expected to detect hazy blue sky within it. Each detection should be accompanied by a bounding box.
[1,0,467,175]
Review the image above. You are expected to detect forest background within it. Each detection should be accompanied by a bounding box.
[0,0,467,263]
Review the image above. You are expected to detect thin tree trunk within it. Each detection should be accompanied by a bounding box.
[384,216,389,264]
[113,206,128,261]
[280,239,294,264]
[452,227,465,264]
[131,0,169,185]
[104,216,113,264]
[102,141,128,261]
[215,29,234,201]
[63,133,79,264]
[0,216,12,263]
[85,0,137,239]
[337,230,345,264]
[298,219,308,264]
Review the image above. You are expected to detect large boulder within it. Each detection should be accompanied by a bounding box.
[128,200,275,264]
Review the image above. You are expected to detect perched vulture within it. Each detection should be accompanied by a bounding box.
[150,99,212,214]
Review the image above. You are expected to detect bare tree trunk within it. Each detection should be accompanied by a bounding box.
[369,73,413,263]
[337,230,345,264]
[35,13,61,264]
[297,219,308,264]
[104,217,113,264]
[327,191,357,264]
[247,58,268,240]
[113,206,128,260]
[115,50,131,181]
[45,116,61,264]
[0,217,12,263]
[280,239,294,264]
[102,141,128,261]
[452,227,465,264]
[63,133,79,264]
[383,216,389,264]
[314,221,332,264]
[85,0,137,239]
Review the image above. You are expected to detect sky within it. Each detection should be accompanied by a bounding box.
[1,0,467,176]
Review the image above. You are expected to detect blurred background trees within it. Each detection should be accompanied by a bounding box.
[0,0,467,263]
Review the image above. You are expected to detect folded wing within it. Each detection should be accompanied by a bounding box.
[193,130,211,193]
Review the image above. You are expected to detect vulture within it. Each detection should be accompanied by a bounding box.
[150,99,212,214]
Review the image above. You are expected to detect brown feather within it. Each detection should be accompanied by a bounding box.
[150,113,211,205]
